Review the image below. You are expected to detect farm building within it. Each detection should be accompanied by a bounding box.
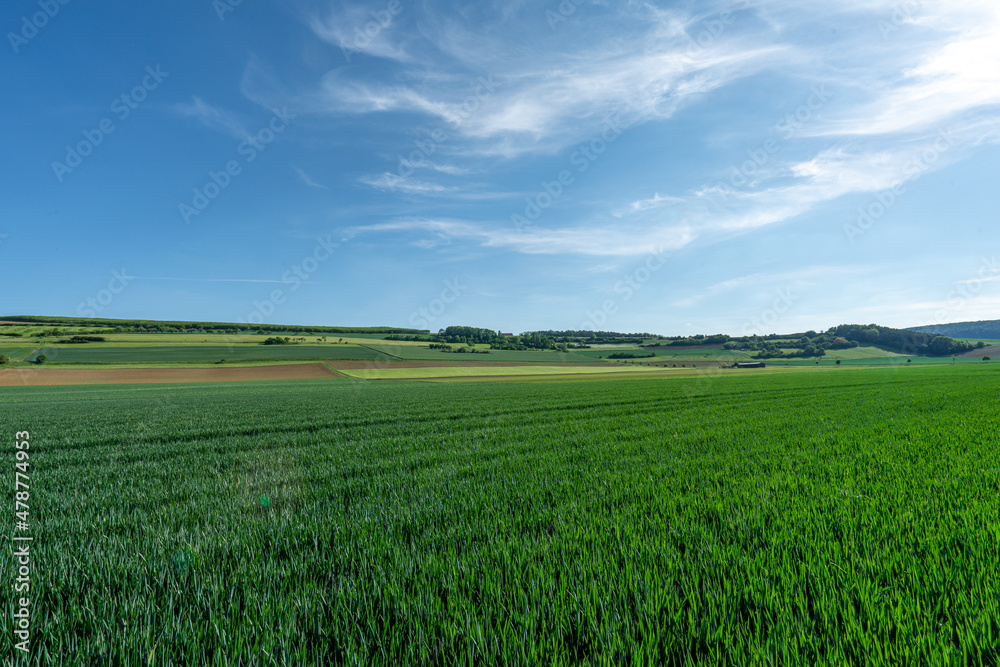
[736,362,766,369]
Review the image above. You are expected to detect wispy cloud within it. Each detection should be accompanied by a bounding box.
[294,167,327,189]
[671,265,870,309]
[172,97,249,139]
[613,2,1000,244]
[805,3,1000,138]
[358,173,455,195]
[309,4,413,63]
[302,3,785,156]
[342,218,695,257]
[614,193,683,218]
[295,0,1000,261]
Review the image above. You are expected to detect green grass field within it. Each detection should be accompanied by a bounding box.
[366,344,599,363]
[89,334,430,347]
[0,348,34,361]
[770,355,989,366]
[339,364,670,380]
[2,366,998,664]
[23,345,390,364]
[574,347,746,361]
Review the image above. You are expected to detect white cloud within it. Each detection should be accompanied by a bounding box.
[358,173,454,195]
[343,218,696,257]
[613,193,683,218]
[295,0,1000,259]
[303,3,786,156]
[172,97,249,139]
[309,5,413,63]
[294,167,327,189]
[806,3,1000,138]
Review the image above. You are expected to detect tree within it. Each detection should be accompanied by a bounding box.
[35,354,48,365]
[836,359,841,365]
[0,355,8,365]
[984,356,991,362]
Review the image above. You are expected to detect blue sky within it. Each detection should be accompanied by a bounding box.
[2,0,999,336]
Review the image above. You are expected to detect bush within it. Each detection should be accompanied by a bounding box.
[57,336,106,344]
[262,337,292,345]
[0,355,8,365]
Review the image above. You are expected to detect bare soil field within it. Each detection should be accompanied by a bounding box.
[0,363,340,386]
[961,345,1000,358]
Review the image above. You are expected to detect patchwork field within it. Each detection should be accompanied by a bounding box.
[337,364,671,380]
[365,344,598,364]
[92,334,430,347]
[0,347,33,360]
[573,347,746,361]
[2,365,998,663]
[23,345,390,364]
[0,363,339,386]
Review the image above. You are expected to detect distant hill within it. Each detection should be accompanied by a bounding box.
[0,315,426,335]
[907,319,1000,340]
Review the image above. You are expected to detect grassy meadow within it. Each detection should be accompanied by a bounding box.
[2,365,999,664]
[22,345,390,364]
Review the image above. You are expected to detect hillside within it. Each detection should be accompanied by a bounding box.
[908,319,1000,340]
[0,315,426,336]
